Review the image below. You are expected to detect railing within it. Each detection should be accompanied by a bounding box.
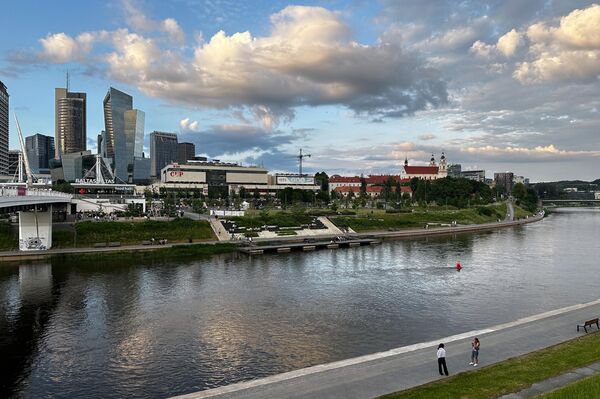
[0,188,73,199]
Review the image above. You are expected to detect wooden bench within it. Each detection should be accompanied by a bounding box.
[93,242,107,248]
[577,318,599,333]
[141,240,152,245]
[108,242,121,247]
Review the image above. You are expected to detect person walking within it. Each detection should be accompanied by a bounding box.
[437,343,449,376]
[470,337,480,366]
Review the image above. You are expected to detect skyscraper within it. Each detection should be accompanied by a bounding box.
[8,150,19,178]
[103,87,146,182]
[0,81,9,174]
[26,133,55,173]
[55,87,86,159]
[150,131,178,177]
[177,142,195,163]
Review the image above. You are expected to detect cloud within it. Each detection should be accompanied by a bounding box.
[23,5,448,125]
[496,29,522,57]
[38,32,105,63]
[418,133,437,141]
[179,118,200,132]
[178,124,295,157]
[513,4,600,83]
[122,0,185,44]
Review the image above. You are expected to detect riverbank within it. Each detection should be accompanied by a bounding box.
[169,298,600,399]
[0,213,544,262]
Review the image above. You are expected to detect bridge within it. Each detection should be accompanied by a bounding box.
[541,199,600,206]
[0,185,72,251]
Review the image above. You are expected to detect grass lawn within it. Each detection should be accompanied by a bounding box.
[534,373,600,398]
[228,211,314,228]
[379,331,600,399]
[332,204,511,232]
[53,218,215,247]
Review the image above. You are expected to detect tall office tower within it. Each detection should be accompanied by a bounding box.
[0,81,9,174]
[8,150,20,178]
[103,87,147,182]
[150,131,178,177]
[26,133,55,173]
[177,142,195,163]
[55,87,86,159]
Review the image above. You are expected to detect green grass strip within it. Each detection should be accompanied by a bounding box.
[534,373,600,399]
[379,331,600,399]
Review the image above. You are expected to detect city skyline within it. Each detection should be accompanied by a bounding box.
[1,0,599,181]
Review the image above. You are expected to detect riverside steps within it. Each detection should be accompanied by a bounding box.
[170,298,600,399]
[238,238,381,255]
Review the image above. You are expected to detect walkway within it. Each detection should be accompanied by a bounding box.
[500,361,600,398]
[170,298,600,399]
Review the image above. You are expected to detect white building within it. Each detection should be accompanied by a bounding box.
[401,153,448,180]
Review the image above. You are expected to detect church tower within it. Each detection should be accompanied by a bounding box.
[439,152,448,177]
[429,153,436,166]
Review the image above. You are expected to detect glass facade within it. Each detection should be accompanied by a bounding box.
[25,133,55,173]
[0,81,8,174]
[55,88,86,159]
[177,142,195,163]
[103,87,134,182]
[150,131,178,177]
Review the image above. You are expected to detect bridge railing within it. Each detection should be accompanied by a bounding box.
[0,187,73,199]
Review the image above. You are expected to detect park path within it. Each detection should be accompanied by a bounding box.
[170,299,600,399]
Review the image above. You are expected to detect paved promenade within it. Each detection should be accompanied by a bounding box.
[171,298,600,399]
[0,214,542,262]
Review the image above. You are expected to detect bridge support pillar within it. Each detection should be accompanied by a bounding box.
[18,205,53,251]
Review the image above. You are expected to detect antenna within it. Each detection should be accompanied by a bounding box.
[66,70,70,92]
[296,148,311,176]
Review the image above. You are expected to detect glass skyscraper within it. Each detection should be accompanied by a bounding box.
[103,87,146,182]
[177,142,195,163]
[0,81,9,174]
[26,133,55,173]
[55,87,86,159]
[150,131,178,177]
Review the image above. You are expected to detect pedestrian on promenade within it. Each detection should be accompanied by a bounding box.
[437,343,449,376]
[470,337,480,366]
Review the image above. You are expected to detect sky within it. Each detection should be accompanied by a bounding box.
[1,0,599,182]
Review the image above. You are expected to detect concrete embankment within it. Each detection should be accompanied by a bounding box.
[0,214,543,262]
[171,297,600,399]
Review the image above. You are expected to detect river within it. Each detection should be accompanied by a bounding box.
[1,208,599,398]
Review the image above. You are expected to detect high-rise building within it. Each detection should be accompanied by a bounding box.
[0,81,9,174]
[26,133,55,173]
[55,87,86,159]
[150,131,178,177]
[177,142,195,163]
[103,87,146,182]
[8,150,20,178]
[494,172,514,194]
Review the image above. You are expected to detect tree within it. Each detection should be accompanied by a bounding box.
[512,182,527,201]
[314,171,329,192]
[360,175,367,197]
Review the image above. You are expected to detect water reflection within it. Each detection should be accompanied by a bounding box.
[1,208,599,398]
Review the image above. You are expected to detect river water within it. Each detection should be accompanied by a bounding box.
[1,208,599,398]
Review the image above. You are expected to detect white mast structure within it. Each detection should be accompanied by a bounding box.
[14,114,35,186]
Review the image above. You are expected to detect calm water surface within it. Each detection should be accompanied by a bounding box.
[1,208,599,398]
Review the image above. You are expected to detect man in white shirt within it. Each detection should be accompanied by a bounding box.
[437,343,449,376]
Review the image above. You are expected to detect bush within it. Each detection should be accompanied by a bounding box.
[385,209,412,214]
[477,206,493,216]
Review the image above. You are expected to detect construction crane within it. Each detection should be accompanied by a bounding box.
[296,148,311,176]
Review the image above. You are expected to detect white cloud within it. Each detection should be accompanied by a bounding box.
[514,4,600,83]
[180,118,200,133]
[496,29,522,57]
[30,5,447,125]
[38,32,104,63]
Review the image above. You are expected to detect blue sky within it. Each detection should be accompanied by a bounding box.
[2,0,600,181]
